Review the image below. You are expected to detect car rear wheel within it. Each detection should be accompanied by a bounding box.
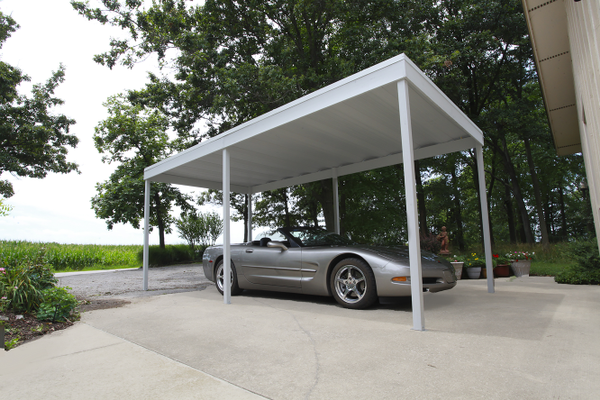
[330,258,377,309]
[215,260,242,296]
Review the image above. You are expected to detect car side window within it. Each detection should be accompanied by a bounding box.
[255,231,293,248]
[257,231,286,242]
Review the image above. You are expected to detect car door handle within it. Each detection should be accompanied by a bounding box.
[246,249,254,253]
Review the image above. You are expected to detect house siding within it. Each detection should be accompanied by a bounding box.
[565,0,600,248]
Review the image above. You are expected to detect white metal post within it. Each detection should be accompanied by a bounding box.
[247,194,253,242]
[143,180,150,291]
[333,170,340,234]
[223,148,231,304]
[398,79,425,331]
[476,145,495,293]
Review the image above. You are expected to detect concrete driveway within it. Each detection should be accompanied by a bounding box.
[1,276,599,399]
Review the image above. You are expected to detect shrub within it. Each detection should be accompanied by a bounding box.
[555,269,600,285]
[555,240,600,285]
[420,232,441,254]
[0,265,44,313]
[36,286,79,322]
[136,244,198,267]
[0,247,60,313]
[176,211,224,249]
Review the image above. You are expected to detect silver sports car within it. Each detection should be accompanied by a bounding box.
[202,226,457,309]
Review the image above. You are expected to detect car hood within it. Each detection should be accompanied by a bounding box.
[332,245,443,263]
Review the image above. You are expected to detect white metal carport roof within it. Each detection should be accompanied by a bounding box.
[143,54,494,331]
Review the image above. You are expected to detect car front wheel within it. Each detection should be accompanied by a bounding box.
[330,258,377,309]
[215,260,242,296]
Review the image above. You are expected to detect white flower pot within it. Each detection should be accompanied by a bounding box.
[450,262,464,280]
[466,267,482,279]
[511,260,531,277]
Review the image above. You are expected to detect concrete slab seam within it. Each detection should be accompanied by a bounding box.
[244,295,323,399]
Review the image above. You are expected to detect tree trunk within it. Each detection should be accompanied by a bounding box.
[282,189,291,228]
[153,192,166,248]
[415,160,428,235]
[559,187,568,240]
[524,137,549,249]
[319,179,335,231]
[499,135,535,243]
[487,159,497,246]
[340,191,347,236]
[504,184,517,244]
[450,164,465,251]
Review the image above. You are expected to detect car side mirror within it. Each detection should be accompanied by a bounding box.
[267,242,288,251]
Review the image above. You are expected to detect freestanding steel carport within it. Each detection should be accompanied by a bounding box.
[142,54,494,331]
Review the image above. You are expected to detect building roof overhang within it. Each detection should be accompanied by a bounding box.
[522,0,581,156]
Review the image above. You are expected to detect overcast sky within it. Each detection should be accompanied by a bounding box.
[0,0,244,245]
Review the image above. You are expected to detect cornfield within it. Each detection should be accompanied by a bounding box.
[0,240,141,271]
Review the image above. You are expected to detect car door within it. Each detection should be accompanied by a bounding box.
[241,242,302,288]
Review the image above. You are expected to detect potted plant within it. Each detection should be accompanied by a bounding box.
[448,255,464,280]
[463,253,485,279]
[492,254,511,277]
[507,251,535,277]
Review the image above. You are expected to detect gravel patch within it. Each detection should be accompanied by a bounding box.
[56,264,214,311]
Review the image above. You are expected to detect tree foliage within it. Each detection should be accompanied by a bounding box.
[0,12,79,197]
[91,95,192,247]
[0,197,11,217]
[73,0,594,249]
[176,211,223,249]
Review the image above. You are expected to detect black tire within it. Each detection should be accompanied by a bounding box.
[330,258,377,309]
[215,260,242,296]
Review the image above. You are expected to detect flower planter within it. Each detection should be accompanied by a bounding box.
[450,262,464,280]
[511,260,531,277]
[466,267,482,279]
[494,264,511,277]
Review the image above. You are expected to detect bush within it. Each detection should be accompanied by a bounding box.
[1,265,44,313]
[555,240,600,285]
[0,247,60,314]
[420,232,441,254]
[136,244,201,267]
[555,269,600,284]
[36,286,79,322]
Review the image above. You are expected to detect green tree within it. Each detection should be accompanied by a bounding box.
[73,0,592,249]
[92,95,191,247]
[176,210,223,250]
[71,0,433,232]
[197,191,251,240]
[0,12,79,197]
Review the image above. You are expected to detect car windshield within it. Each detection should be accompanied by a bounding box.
[283,227,355,247]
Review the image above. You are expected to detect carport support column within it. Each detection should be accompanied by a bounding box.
[333,169,340,235]
[476,145,495,293]
[223,148,231,304]
[398,79,425,331]
[247,194,253,242]
[143,179,150,291]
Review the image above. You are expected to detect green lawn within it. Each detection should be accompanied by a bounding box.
[530,261,575,277]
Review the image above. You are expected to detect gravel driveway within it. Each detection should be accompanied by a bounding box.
[56,264,214,311]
